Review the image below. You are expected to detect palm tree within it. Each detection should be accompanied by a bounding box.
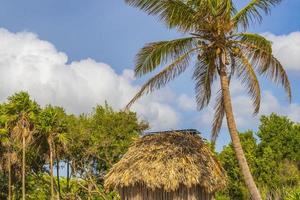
[3,130,13,200]
[1,129,19,200]
[5,92,40,200]
[0,134,12,200]
[124,0,291,199]
[0,104,12,200]
[37,105,68,200]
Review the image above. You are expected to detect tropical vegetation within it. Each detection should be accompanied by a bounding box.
[0,1,299,200]
[0,92,299,199]
[0,92,148,200]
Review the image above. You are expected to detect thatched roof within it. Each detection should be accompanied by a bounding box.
[105,130,227,193]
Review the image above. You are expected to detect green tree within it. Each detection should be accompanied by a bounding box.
[218,114,300,199]
[37,105,68,200]
[258,114,300,163]
[0,92,147,199]
[0,103,11,200]
[90,105,148,174]
[218,131,257,199]
[256,114,300,197]
[66,105,147,199]
[5,92,40,200]
[124,1,291,199]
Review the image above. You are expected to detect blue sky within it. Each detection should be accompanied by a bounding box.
[0,0,299,150]
[0,0,299,68]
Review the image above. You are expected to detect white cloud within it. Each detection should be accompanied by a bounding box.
[176,94,196,111]
[200,90,300,131]
[3,28,300,133]
[266,32,300,71]
[0,28,179,130]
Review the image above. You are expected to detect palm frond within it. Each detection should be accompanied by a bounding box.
[193,52,217,110]
[124,0,162,14]
[125,48,198,110]
[135,37,195,77]
[236,36,291,102]
[235,51,261,114]
[125,0,199,32]
[232,0,282,29]
[211,0,236,17]
[259,56,292,102]
[211,90,225,144]
[235,33,272,53]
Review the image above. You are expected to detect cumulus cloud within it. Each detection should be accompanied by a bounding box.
[0,28,179,130]
[199,89,300,131]
[2,28,300,133]
[179,71,300,132]
[266,32,300,71]
[176,94,196,111]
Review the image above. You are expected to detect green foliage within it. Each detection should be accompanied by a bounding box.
[25,173,120,200]
[5,91,40,125]
[26,174,51,200]
[218,131,256,199]
[1,93,299,199]
[2,94,299,199]
[90,105,146,171]
[36,105,69,162]
[284,187,300,200]
[0,92,147,199]
[218,114,300,199]
[258,114,300,163]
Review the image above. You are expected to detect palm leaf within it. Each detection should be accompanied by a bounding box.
[125,48,198,110]
[235,51,261,114]
[259,55,292,101]
[135,37,195,77]
[194,52,217,110]
[211,90,225,144]
[210,0,236,17]
[232,0,282,29]
[236,37,291,102]
[235,33,272,53]
[125,0,199,32]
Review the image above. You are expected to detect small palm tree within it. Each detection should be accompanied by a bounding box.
[124,0,291,199]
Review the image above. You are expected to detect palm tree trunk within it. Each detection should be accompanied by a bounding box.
[22,134,26,200]
[49,140,54,200]
[67,158,70,193]
[88,184,92,200]
[219,62,262,200]
[56,158,61,200]
[8,152,12,200]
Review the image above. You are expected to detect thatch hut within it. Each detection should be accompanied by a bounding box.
[105,129,227,200]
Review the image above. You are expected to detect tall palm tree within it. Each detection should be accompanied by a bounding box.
[1,130,19,200]
[15,114,30,200]
[5,92,40,200]
[37,105,68,200]
[124,0,291,199]
[4,129,15,200]
[0,105,12,200]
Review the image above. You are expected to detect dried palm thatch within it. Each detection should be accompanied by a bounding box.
[105,130,227,195]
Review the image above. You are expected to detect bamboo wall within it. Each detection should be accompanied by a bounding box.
[118,184,214,200]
